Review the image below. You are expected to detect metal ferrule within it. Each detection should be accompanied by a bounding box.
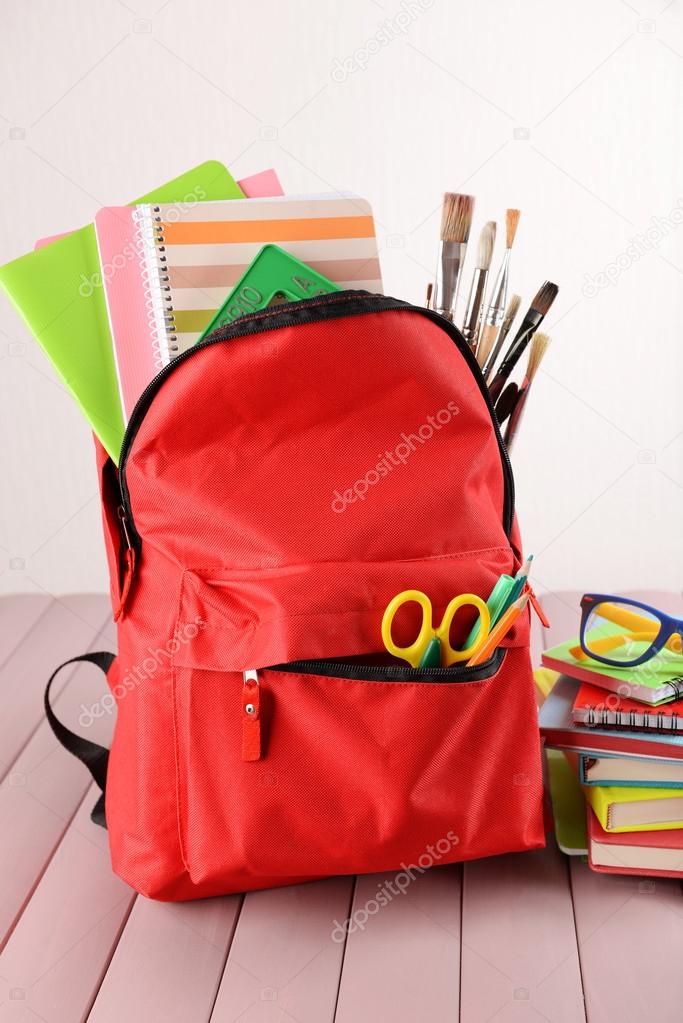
[483,249,510,327]
[462,268,489,347]
[435,240,467,320]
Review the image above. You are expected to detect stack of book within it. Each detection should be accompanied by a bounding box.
[539,637,683,877]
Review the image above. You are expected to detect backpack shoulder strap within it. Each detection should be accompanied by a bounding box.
[44,651,115,827]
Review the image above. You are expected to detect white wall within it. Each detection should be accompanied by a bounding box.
[1,0,682,601]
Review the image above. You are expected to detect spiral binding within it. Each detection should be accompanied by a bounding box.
[132,205,178,370]
[584,705,681,731]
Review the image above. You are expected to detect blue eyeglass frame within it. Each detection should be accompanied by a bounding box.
[579,593,683,668]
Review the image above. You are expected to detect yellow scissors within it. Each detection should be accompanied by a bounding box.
[381,589,491,668]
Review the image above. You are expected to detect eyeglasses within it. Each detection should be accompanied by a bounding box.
[571,593,683,669]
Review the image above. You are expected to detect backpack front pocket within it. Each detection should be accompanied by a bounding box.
[171,646,544,891]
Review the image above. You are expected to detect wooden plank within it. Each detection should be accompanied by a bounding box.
[0,594,112,780]
[212,877,353,1023]
[0,594,51,668]
[335,867,461,1023]
[0,613,114,947]
[460,845,585,1023]
[87,893,241,1023]
[570,857,683,1023]
[0,786,133,1023]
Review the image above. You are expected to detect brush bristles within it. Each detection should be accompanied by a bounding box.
[441,192,475,243]
[505,208,521,248]
[531,280,559,316]
[526,332,550,381]
[476,221,496,269]
[504,293,521,325]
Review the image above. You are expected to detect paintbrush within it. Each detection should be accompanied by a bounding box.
[477,209,521,362]
[425,282,434,309]
[504,332,551,449]
[494,382,519,427]
[462,221,496,352]
[488,281,558,402]
[434,193,475,322]
[480,293,521,378]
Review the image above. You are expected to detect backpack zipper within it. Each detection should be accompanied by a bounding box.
[269,646,505,682]
[116,291,514,560]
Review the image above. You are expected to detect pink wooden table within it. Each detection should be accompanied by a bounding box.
[1,592,682,1022]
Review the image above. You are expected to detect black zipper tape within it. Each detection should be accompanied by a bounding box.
[117,291,515,550]
[270,646,505,683]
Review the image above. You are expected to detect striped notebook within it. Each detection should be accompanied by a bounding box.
[95,194,382,421]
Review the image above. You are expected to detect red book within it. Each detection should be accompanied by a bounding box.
[587,808,683,877]
[573,683,683,733]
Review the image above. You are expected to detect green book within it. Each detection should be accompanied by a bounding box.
[542,636,683,706]
[0,160,243,462]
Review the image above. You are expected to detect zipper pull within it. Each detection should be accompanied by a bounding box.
[525,584,550,629]
[242,669,261,761]
[114,506,136,622]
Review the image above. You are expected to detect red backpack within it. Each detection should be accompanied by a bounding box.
[46,291,545,900]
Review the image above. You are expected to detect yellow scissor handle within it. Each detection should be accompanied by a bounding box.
[381,590,491,668]
[382,590,435,668]
[437,594,491,665]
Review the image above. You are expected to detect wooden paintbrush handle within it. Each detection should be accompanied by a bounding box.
[476,323,497,369]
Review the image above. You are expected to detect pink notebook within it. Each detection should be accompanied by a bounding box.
[94,170,284,422]
[96,190,381,422]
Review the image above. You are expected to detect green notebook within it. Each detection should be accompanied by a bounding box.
[542,635,683,707]
[0,160,243,462]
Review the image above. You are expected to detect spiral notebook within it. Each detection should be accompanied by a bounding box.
[95,194,382,421]
[573,682,683,733]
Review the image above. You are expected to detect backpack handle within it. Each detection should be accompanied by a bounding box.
[44,651,115,827]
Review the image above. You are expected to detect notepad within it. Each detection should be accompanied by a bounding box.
[95,194,383,422]
[542,637,683,706]
[580,753,683,788]
[573,682,683,732]
[0,160,244,462]
[587,809,683,875]
[584,781,683,832]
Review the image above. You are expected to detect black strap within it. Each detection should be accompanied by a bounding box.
[44,651,115,828]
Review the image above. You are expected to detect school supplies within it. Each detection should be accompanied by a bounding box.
[504,331,551,449]
[199,245,340,336]
[433,193,475,322]
[477,209,520,367]
[539,675,683,760]
[463,572,517,648]
[466,591,529,666]
[542,637,683,706]
[584,781,683,833]
[488,281,558,403]
[0,160,245,461]
[587,809,683,876]
[494,382,519,426]
[482,293,521,379]
[96,193,382,421]
[580,752,683,788]
[573,682,683,733]
[381,589,490,668]
[504,555,533,609]
[462,221,496,351]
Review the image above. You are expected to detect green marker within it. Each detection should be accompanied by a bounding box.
[463,573,517,650]
[200,244,340,339]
